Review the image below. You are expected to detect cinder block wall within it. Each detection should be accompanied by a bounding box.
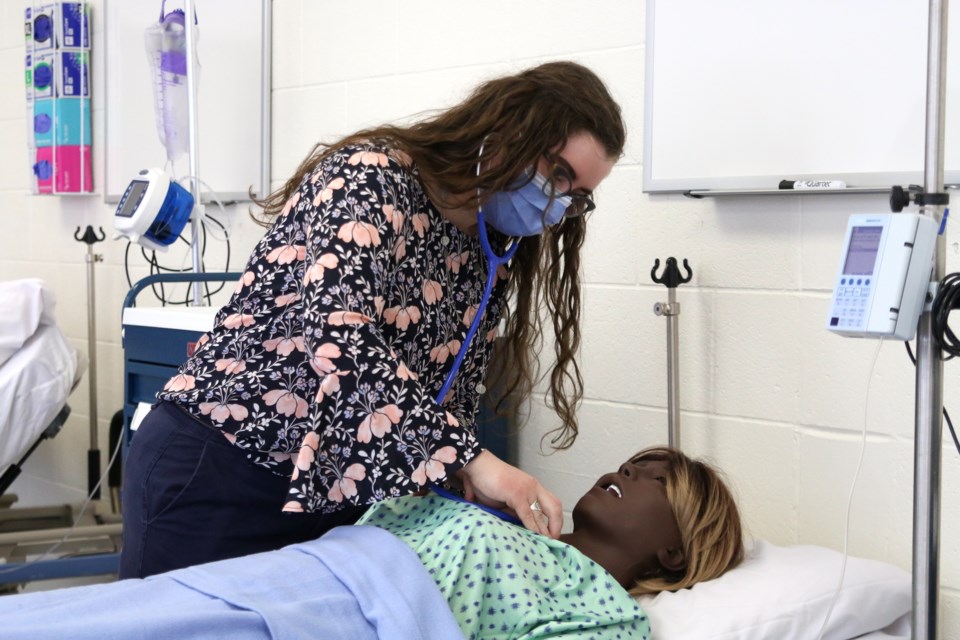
[2,0,958,630]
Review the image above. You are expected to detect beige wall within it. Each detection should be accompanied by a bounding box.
[3,0,960,631]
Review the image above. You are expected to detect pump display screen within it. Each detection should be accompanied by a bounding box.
[842,226,882,275]
[117,180,149,218]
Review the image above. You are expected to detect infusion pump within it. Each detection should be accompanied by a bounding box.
[827,213,938,340]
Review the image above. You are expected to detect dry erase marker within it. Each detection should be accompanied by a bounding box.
[779,179,847,189]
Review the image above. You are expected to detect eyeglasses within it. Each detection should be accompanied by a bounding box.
[538,154,597,217]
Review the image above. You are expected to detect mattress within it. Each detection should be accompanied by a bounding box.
[0,281,85,471]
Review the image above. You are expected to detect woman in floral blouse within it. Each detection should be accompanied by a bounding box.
[119,61,626,579]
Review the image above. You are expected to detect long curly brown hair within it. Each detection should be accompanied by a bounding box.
[253,61,625,450]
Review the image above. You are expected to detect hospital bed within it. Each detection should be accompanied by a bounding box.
[0,280,913,637]
[0,279,121,587]
[0,280,82,485]
[0,509,913,639]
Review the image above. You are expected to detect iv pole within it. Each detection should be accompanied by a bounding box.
[911,1,948,636]
[651,257,692,448]
[183,0,203,305]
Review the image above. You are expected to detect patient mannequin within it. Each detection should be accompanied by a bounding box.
[358,445,745,638]
[0,447,742,640]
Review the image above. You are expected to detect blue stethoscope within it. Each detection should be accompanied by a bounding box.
[429,208,519,520]
[430,483,522,526]
[432,198,519,405]
[429,144,521,517]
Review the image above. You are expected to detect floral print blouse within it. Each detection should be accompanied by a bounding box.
[158,141,511,514]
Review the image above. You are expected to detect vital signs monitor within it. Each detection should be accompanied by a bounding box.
[827,213,938,340]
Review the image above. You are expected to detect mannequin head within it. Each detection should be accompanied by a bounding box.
[562,446,744,595]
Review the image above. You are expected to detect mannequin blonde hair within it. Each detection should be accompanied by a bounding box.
[627,447,744,596]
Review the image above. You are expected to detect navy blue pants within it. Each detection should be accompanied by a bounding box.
[119,401,364,579]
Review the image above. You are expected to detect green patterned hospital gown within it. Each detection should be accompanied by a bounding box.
[357,492,650,639]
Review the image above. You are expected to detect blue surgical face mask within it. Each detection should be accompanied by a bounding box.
[480,172,573,237]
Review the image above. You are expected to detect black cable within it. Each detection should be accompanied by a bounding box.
[119,200,233,306]
[903,340,960,456]
[124,241,134,289]
[932,272,960,360]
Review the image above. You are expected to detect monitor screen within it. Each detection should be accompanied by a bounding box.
[116,180,149,218]
[842,225,882,276]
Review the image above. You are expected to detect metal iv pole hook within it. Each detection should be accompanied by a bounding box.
[651,257,692,288]
[651,257,692,450]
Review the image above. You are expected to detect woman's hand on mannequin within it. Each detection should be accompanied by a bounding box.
[457,450,562,538]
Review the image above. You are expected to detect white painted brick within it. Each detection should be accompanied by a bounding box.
[633,193,716,285]
[0,193,31,261]
[670,286,717,414]
[797,433,913,571]
[0,0,23,50]
[940,451,960,587]
[300,2,399,85]
[945,366,960,436]
[712,291,802,422]
[798,296,916,437]
[579,285,665,406]
[679,413,799,546]
[946,217,960,273]
[582,165,645,286]
[343,67,499,133]
[271,84,347,181]
[0,119,30,192]
[395,1,643,76]
[0,49,25,121]
[698,197,803,289]
[0,262,35,281]
[942,590,960,640]
[271,0,303,90]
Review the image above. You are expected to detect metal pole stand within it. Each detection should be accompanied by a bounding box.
[890,2,949,636]
[651,257,692,449]
[73,225,105,499]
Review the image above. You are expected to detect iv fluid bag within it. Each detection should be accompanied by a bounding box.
[145,7,198,164]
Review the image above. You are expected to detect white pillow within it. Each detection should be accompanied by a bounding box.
[0,279,57,368]
[638,540,911,640]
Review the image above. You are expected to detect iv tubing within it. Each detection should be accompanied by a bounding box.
[183,0,203,305]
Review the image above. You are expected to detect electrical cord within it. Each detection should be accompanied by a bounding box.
[932,271,960,360]
[814,338,884,640]
[0,420,125,577]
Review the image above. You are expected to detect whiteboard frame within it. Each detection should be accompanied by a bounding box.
[642,0,960,194]
[104,0,271,204]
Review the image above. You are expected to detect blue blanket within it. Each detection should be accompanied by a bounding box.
[0,525,465,639]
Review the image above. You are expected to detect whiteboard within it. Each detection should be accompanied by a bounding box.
[643,0,960,193]
[105,0,270,202]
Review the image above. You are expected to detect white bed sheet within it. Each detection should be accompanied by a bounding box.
[0,316,82,470]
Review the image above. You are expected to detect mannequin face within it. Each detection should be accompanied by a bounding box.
[570,459,685,580]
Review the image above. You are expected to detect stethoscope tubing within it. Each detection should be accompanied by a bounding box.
[433,210,518,404]
[429,483,523,526]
